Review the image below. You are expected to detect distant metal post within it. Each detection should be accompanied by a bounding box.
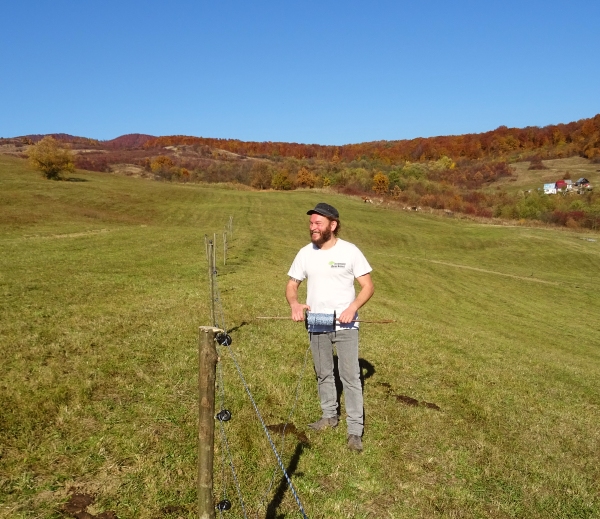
[198,326,219,519]
[223,232,227,266]
[207,240,216,327]
[213,233,217,270]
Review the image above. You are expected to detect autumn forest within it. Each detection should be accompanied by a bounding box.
[4,113,600,229]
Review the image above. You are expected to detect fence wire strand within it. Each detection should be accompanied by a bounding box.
[209,235,309,519]
[255,343,311,519]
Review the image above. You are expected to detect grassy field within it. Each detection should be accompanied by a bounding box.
[1,154,600,519]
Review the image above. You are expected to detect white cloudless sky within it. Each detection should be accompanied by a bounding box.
[1,0,599,144]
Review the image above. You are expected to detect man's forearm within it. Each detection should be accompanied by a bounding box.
[286,279,309,321]
[285,279,300,306]
[352,274,374,311]
[339,274,374,323]
[351,284,374,312]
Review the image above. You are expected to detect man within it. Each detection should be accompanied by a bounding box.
[286,202,374,452]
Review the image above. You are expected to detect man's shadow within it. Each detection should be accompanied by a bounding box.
[264,358,376,517]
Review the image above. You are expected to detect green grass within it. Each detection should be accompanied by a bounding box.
[1,154,600,518]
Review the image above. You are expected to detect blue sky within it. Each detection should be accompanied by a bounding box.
[1,0,599,145]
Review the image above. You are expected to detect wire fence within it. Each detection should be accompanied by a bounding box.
[206,221,309,518]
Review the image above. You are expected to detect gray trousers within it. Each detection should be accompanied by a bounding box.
[309,329,363,436]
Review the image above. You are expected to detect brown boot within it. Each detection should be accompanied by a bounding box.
[347,434,363,452]
[307,416,338,431]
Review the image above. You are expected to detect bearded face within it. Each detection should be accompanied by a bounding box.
[309,215,335,247]
[310,224,332,246]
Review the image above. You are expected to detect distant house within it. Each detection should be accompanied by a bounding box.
[556,180,567,191]
[575,178,590,186]
[565,179,573,190]
[544,183,557,194]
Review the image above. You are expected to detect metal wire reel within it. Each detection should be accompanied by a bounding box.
[304,311,337,330]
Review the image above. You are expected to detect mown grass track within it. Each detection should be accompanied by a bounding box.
[1,155,599,518]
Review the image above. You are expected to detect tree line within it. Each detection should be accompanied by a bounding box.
[142,114,600,164]
[16,114,600,230]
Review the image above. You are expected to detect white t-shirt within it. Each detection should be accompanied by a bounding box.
[288,238,372,331]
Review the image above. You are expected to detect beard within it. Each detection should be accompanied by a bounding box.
[310,226,333,247]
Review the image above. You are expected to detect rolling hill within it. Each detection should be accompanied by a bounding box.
[2,114,600,229]
[1,154,599,517]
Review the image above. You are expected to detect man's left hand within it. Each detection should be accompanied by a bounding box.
[338,306,357,324]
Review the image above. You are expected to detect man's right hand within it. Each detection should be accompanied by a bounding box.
[286,278,310,322]
[291,303,310,322]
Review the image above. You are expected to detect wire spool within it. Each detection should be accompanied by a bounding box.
[305,311,337,330]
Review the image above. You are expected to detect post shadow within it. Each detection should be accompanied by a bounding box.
[226,321,249,333]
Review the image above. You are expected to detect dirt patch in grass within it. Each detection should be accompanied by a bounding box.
[376,381,442,411]
[267,422,310,445]
[394,394,442,411]
[61,492,117,518]
[158,504,188,516]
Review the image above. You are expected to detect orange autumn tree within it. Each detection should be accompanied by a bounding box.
[296,167,317,188]
[372,172,389,195]
[28,136,75,180]
[151,155,175,174]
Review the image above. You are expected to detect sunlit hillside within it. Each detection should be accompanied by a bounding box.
[1,155,599,518]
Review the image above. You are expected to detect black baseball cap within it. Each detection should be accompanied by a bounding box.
[307,202,339,219]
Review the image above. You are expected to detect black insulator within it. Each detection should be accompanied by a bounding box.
[216,499,231,511]
[216,409,232,422]
[215,333,232,346]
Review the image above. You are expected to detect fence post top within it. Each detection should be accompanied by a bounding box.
[198,326,224,333]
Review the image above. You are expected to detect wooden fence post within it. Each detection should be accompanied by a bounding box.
[198,326,219,519]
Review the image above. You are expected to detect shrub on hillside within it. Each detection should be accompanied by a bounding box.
[271,171,293,190]
[546,210,586,226]
[296,167,317,188]
[430,161,513,187]
[28,136,74,180]
[250,162,273,189]
[372,172,390,195]
[151,156,175,174]
[74,154,110,172]
[528,156,548,170]
[391,185,403,200]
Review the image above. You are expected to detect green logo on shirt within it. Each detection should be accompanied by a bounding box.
[329,261,346,268]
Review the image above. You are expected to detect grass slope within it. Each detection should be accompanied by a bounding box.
[1,155,599,518]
